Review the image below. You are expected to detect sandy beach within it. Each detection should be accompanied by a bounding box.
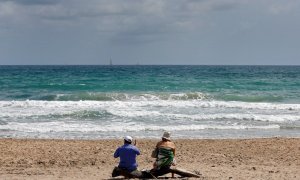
[0,138,299,179]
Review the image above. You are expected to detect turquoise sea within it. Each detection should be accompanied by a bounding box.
[0,65,300,139]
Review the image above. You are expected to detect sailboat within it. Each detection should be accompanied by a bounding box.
[109,58,113,66]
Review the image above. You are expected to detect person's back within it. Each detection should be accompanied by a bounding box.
[152,132,176,171]
[112,136,142,178]
[114,143,140,171]
[156,140,175,154]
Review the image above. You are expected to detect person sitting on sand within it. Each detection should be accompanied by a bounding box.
[112,136,142,178]
[150,131,176,176]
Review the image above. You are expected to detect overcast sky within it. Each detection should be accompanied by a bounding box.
[0,0,299,65]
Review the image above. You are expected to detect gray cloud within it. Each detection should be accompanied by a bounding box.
[0,0,243,26]
[0,0,60,5]
[1,0,300,65]
[0,0,265,45]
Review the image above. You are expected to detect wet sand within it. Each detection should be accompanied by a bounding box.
[0,138,299,179]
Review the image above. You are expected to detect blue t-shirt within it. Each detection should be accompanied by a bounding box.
[114,144,140,171]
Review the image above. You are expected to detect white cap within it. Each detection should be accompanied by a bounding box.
[124,136,133,143]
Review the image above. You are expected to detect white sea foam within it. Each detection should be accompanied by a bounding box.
[1,100,300,110]
[1,100,300,123]
[105,109,299,122]
[1,99,299,139]
[0,121,280,133]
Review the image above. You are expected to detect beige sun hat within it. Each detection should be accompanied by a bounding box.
[162,131,171,140]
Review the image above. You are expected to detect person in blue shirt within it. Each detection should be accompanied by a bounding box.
[112,136,142,178]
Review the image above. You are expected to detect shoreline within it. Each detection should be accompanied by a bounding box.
[0,137,299,179]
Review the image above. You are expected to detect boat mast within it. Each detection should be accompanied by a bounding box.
[109,58,113,66]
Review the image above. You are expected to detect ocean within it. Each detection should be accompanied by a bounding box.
[0,65,300,139]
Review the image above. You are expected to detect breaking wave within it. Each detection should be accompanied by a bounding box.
[0,122,280,133]
[37,92,211,101]
[1,99,300,111]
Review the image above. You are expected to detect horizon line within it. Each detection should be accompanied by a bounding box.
[1,64,300,66]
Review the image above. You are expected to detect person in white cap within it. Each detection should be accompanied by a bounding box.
[112,136,142,178]
[150,131,176,177]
